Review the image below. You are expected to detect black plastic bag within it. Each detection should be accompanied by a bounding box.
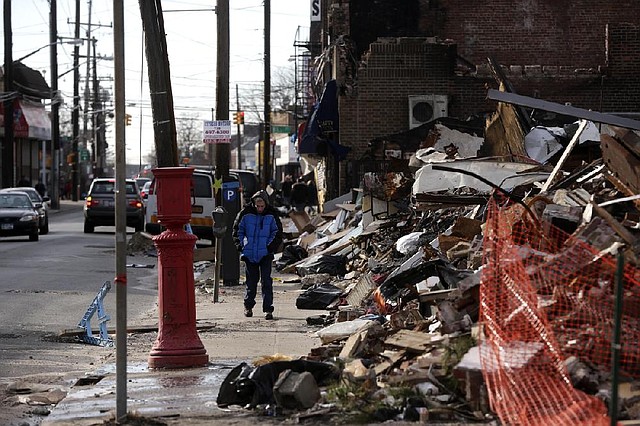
[296,283,343,310]
[216,359,339,408]
[275,244,308,271]
[216,362,256,408]
[295,254,347,277]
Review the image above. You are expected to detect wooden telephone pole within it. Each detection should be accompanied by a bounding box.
[138,0,178,167]
[214,0,230,196]
[261,0,271,187]
[2,0,14,188]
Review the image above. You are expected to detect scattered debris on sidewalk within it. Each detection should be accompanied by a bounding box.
[217,97,640,425]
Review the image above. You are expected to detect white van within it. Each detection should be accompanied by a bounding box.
[144,169,217,240]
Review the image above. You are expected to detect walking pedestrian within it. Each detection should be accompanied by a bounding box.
[35,180,46,197]
[232,190,283,320]
[290,178,308,212]
[306,178,318,214]
[281,175,293,207]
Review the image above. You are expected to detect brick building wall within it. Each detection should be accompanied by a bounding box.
[320,0,640,195]
[419,0,640,68]
[340,38,492,161]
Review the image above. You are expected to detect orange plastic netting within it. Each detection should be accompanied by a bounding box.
[480,195,640,425]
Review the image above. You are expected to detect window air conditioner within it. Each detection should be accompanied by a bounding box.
[408,95,448,129]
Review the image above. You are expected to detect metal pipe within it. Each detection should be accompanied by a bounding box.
[610,250,625,425]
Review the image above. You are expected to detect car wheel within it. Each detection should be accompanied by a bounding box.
[84,220,95,233]
[29,231,39,241]
[40,217,49,235]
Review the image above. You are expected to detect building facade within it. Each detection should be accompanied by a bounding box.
[300,0,640,201]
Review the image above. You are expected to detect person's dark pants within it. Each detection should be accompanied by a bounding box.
[243,254,274,313]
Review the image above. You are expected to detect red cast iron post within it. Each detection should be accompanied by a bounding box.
[148,167,208,368]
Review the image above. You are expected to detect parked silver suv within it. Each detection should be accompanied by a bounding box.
[83,178,144,233]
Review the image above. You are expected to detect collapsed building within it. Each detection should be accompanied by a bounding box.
[215,2,640,423]
[298,0,640,207]
[217,89,640,425]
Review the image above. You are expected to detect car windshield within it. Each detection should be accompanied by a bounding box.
[92,181,137,195]
[22,190,40,202]
[0,194,31,208]
[1,188,40,203]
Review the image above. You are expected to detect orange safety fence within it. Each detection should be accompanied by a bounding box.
[480,194,640,425]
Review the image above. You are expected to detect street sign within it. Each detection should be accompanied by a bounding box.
[79,148,90,161]
[222,181,239,202]
[271,125,291,134]
[203,120,231,144]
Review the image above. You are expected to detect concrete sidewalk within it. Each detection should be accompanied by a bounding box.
[49,199,84,214]
[43,267,325,425]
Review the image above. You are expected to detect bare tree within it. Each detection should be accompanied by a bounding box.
[176,113,206,163]
[238,65,295,123]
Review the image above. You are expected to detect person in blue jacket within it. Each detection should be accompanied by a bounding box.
[232,190,283,320]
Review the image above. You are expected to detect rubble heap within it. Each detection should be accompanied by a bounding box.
[218,98,640,425]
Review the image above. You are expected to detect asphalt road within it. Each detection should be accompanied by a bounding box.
[0,205,159,379]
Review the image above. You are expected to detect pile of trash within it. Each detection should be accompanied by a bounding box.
[217,96,640,424]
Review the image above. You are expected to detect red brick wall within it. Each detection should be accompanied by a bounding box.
[420,0,640,68]
[339,38,493,161]
[327,0,640,193]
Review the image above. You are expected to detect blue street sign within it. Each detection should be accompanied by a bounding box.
[222,181,239,202]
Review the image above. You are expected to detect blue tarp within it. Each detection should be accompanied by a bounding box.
[298,80,351,160]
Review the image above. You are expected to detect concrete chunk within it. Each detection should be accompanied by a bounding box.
[273,370,320,409]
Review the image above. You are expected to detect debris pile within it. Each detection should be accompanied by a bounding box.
[218,95,640,424]
[126,231,155,256]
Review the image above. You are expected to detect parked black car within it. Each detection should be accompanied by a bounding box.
[0,192,40,241]
[0,187,49,234]
[83,178,145,233]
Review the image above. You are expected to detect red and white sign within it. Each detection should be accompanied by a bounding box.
[202,120,231,144]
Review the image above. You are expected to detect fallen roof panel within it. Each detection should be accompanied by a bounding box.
[487,89,640,131]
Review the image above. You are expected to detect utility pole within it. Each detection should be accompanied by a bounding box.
[2,0,14,188]
[113,0,127,420]
[49,1,60,205]
[82,0,93,180]
[71,0,81,200]
[262,0,271,187]
[49,0,60,208]
[92,38,102,177]
[215,0,239,287]
[235,83,241,169]
[214,0,229,188]
[139,0,178,167]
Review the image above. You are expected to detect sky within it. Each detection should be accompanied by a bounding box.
[2,0,311,166]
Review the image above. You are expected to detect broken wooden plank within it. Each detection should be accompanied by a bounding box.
[373,350,406,376]
[385,329,434,352]
[339,329,369,359]
[540,119,588,192]
[601,134,640,195]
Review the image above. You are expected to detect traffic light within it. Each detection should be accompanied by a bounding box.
[66,152,76,165]
[125,113,132,126]
[233,111,244,125]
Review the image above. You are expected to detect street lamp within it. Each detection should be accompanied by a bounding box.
[16,38,84,63]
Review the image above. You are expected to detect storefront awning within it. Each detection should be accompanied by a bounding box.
[0,99,51,140]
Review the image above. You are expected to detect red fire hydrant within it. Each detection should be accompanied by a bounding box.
[148,167,208,368]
